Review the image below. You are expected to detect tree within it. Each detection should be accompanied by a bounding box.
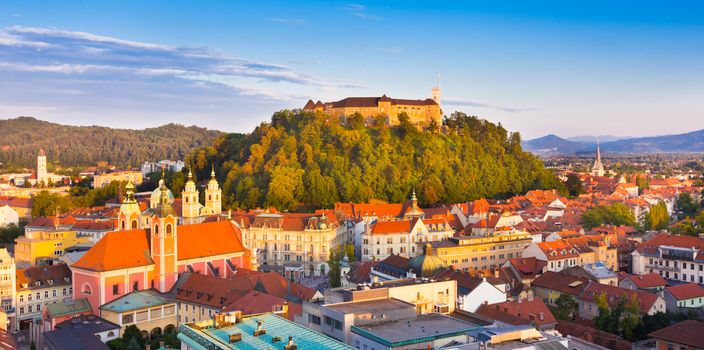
[593,292,612,332]
[553,294,578,320]
[644,201,669,230]
[127,337,141,350]
[676,192,700,219]
[565,173,584,198]
[582,203,637,230]
[348,112,365,130]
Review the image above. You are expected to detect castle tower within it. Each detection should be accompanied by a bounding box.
[150,182,178,292]
[118,181,141,230]
[591,141,605,177]
[181,168,200,223]
[431,75,441,105]
[205,165,222,215]
[37,148,47,186]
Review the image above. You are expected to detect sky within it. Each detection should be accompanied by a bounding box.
[0,1,702,139]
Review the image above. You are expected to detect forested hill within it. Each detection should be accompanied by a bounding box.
[188,110,563,211]
[0,117,223,168]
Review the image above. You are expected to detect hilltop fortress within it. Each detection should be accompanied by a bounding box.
[303,85,442,126]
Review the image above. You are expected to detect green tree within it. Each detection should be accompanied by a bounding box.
[348,112,365,130]
[265,166,304,211]
[645,201,670,230]
[676,192,700,219]
[565,173,584,198]
[126,337,141,350]
[553,294,578,320]
[582,203,637,230]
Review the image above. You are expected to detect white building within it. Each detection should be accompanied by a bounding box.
[458,277,506,313]
[0,205,19,227]
[0,249,16,331]
[360,217,454,261]
[632,233,704,285]
[140,160,185,176]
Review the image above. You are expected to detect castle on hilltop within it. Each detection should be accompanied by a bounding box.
[303,85,442,126]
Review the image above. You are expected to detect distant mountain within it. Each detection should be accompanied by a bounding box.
[522,135,589,157]
[566,135,631,143]
[0,117,224,168]
[524,129,704,156]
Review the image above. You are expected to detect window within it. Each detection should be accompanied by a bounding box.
[133,281,139,292]
[19,295,23,302]
[122,314,133,324]
[28,294,32,301]
[166,224,172,235]
[112,284,119,295]
[36,292,40,300]
[44,291,49,299]
[28,305,32,313]
[52,290,56,297]
[309,315,321,325]
[19,307,23,314]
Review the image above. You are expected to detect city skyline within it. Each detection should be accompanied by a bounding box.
[1,1,703,139]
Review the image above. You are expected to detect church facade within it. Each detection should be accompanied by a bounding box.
[71,176,251,313]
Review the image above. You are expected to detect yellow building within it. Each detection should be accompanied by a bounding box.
[93,171,143,189]
[303,87,442,126]
[100,290,177,339]
[429,231,534,272]
[14,229,91,268]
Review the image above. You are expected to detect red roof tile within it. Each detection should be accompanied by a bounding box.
[665,283,704,301]
[649,320,704,348]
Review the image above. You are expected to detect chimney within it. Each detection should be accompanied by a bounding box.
[284,336,298,350]
[282,301,289,320]
[539,312,544,321]
[254,320,266,336]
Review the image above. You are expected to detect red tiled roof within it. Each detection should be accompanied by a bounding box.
[476,298,556,329]
[622,273,667,289]
[649,320,704,348]
[177,220,247,261]
[223,290,301,320]
[347,261,379,284]
[555,320,631,350]
[665,283,704,301]
[508,257,547,279]
[72,229,153,271]
[17,264,72,290]
[370,220,413,235]
[636,233,704,255]
[580,283,659,314]
[532,271,589,297]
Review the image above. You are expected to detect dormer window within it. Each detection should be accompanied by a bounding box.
[35,281,41,287]
[47,279,54,286]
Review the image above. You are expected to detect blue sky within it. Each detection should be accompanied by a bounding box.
[0,1,702,138]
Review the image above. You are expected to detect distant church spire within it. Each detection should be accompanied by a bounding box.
[591,140,605,177]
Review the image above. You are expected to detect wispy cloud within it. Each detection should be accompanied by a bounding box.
[0,26,362,100]
[341,3,381,20]
[0,25,368,131]
[444,97,539,113]
[268,17,307,26]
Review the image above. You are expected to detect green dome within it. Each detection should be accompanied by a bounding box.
[408,243,448,277]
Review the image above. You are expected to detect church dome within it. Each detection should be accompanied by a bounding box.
[150,179,174,207]
[408,243,448,278]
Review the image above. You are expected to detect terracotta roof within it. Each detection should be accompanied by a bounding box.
[71,220,115,231]
[27,215,77,228]
[508,257,547,279]
[303,100,315,109]
[0,196,32,208]
[649,320,704,348]
[665,283,704,301]
[476,298,556,329]
[17,263,72,290]
[622,273,667,289]
[555,320,631,350]
[532,271,589,297]
[370,220,413,235]
[177,220,246,261]
[346,261,379,284]
[580,283,659,314]
[223,290,301,320]
[72,229,152,271]
[636,233,704,256]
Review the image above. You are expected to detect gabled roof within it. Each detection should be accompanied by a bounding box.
[72,229,152,271]
[177,220,246,261]
[531,271,589,297]
[665,283,704,301]
[580,283,659,314]
[555,320,631,350]
[17,264,72,290]
[223,290,301,320]
[622,273,667,289]
[44,298,92,318]
[508,257,547,279]
[649,320,704,347]
[475,298,556,329]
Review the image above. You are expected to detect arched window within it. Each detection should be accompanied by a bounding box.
[131,220,138,229]
[166,224,172,235]
[185,197,189,203]
[208,195,212,201]
[121,221,125,230]
[154,224,159,234]
[81,283,92,295]
[107,331,115,337]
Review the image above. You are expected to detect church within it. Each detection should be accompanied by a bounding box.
[71,171,253,313]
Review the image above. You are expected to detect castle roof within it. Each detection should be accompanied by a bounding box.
[323,96,439,109]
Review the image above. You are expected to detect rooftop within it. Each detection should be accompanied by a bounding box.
[649,320,704,348]
[100,289,173,313]
[179,313,353,350]
[351,313,479,347]
[325,298,415,315]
